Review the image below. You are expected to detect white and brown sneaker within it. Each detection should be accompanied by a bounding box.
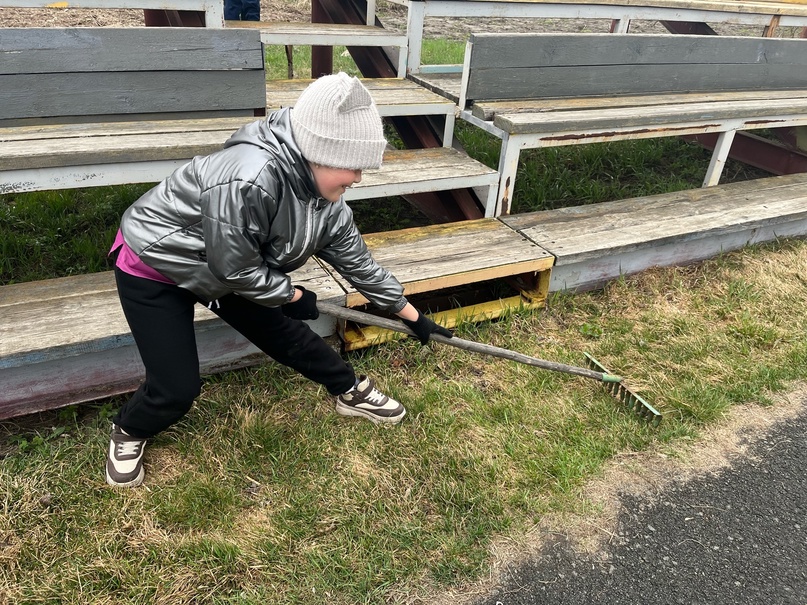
[105,424,146,487]
[335,375,406,425]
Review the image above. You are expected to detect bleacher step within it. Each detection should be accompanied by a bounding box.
[0,218,553,419]
[501,173,807,293]
[0,260,342,420]
[225,20,407,46]
[266,77,455,118]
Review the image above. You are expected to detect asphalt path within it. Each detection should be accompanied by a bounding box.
[471,403,807,605]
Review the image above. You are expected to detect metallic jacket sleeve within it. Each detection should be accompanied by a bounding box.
[316,202,408,313]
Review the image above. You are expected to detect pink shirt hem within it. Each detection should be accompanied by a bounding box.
[110,230,175,284]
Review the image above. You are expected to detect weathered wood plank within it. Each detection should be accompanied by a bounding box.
[0,147,498,197]
[493,96,807,134]
[408,73,463,104]
[353,148,498,190]
[266,78,455,112]
[501,173,807,265]
[394,0,807,17]
[0,27,263,74]
[467,63,807,102]
[225,20,404,37]
[0,127,242,170]
[0,259,342,369]
[467,33,807,69]
[1,71,266,122]
[0,117,256,144]
[323,218,554,306]
[471,89,807,120]
[0,27,265,124]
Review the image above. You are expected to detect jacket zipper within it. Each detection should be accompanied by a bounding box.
[284,197,316,268]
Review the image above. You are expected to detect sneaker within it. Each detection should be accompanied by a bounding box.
[335,375,406,425]
[106,424,146,487]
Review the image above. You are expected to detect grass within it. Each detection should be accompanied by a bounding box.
[1,36,805,604]
[3,239,807,604]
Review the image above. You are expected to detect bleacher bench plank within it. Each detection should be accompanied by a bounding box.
[266,77,457,145]
[0,0,225,27]
[470,89,807,121]
[0,28,265,123]
[395,0,807,74]
[0,217,551,419]
[329,218,554,308]
[225,20,408,77]
[345,148,499,205]
[501,172,807,292]
[266,78,455,116]
[463,33,807,100]
[2,144,500,212]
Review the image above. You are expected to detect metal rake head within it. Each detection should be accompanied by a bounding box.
[584,353,662,426]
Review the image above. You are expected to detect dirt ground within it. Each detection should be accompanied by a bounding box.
[0,0,782,37]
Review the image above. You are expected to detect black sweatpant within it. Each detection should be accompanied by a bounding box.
[113,268,356,438]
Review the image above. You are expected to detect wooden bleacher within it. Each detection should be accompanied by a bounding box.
[0,221,554,419]
[4,0,807,423]
[413,32,807,215]
[5,173,807,419]
[389,0,807,74]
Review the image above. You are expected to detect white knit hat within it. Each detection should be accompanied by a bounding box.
[290,72,387,170]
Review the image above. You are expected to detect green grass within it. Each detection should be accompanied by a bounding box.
[1,35,804,604]
[3,239,807,604]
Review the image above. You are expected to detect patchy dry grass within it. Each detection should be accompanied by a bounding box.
[3,238,807,604]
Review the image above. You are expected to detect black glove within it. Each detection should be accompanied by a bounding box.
[401,311,453,345]
[281,286,319,320]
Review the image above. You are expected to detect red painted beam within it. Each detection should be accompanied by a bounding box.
[685,131,807,176]
[313,0,485,222]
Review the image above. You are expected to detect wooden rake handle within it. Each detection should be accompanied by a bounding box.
[316,302,621,383]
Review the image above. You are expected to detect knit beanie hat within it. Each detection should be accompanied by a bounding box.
[290,72,387,170]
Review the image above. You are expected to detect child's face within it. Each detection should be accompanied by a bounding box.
[310,164,363,202]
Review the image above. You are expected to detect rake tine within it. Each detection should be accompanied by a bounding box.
[584,353,662,426]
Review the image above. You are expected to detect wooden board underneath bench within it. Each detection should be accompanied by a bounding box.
[502,173,807,292]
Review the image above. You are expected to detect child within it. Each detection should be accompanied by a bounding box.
[106,72,451,488]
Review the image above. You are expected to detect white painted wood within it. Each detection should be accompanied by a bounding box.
[2,147,497,197]
[265,78,455,120]
[703,129,736,187]
[405,0,426,74]
[0,160,187,194]
[612,16,631,32]
[500,172,807,291]
[2,0,225,27]
[546,218,807,292]
[368,0,377,25]
[496,133,535,217]
[344,148,499,200]
[458,39,474,110]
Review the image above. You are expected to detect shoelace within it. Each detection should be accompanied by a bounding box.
[117,440,143,457]
[364,388,387,405]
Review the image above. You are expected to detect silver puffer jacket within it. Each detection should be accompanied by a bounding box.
[120,108,407,312]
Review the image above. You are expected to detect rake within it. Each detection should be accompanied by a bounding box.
[317,302,661,425]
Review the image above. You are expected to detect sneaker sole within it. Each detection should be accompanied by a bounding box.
[106,466,145,488]
[335,402,406,425]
